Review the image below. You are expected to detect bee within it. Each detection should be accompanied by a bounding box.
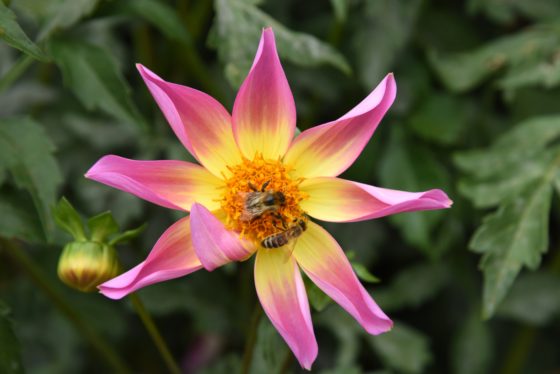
[239,180,286,222]
[261,219,307,249]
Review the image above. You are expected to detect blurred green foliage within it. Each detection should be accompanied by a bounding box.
[1,0,560,373]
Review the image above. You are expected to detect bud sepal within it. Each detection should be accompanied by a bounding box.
[52,197,145,293]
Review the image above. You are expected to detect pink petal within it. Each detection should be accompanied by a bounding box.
[232,28,296,160]
[254,249,318,370]
[85,155,223,211]
[284,74,396,178]
[99,217,201,299]
[137,64,242,178]
[294,222,392,335]
[190,204,256,271]
[299,177,452,222]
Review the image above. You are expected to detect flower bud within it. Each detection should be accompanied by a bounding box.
[57,241,119,292]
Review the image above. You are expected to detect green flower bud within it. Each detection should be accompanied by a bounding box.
[57,241,119,292]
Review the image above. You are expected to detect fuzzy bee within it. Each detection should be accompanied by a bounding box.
[261,219,307,249]
[239,180,286,222]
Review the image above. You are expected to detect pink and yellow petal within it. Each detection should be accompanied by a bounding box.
[299,177,452,222]
[190,203,256,271]
[138,64,242,178]
[99,217,202,299]
[254,249,317,370]
[85,155,223,211]
[232,28,296,160]
[284,74,396,179]
[294,222,392,335]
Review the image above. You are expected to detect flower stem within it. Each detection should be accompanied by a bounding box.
[129,293,182,374]
[0,238,130,374]
[241,303,262,374]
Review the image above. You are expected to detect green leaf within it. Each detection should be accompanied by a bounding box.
[0,2,48,60]
[452,310,493,374]
[468,0,560,24]
[38,0,100,40]
[374,263,448,312]
[0,117,62,240]
[48,38,146,131]
[353,0,422,88]
[108,223,146,246]
[499,58,560,92]
[458,152,551,208]
[455,115,560,179]
[0,190,44,242]
[368,322,432,374]
[52,197,86,241]
[87,211,119,243]
[428,24,560,92]
[211,0,350,87]
[407,94,469,145]
[351,262,380,283]
[456,116,560,208]
[249,315,288,374]
[497,272,560,325]
[0,300,24,374]
[470,181,553,319]
[115,0,191,45]
[457,116,560,318]
[306,279,333,312]
[379,127,450,254]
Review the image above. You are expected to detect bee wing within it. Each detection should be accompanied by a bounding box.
[283,238,298,263]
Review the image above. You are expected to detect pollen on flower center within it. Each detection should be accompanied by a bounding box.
[220,154,307,244]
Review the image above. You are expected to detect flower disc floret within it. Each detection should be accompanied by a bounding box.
[220,154,307,243]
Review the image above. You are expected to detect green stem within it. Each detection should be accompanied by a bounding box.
[241,304,263,374]
[0,238,130,374]
[0,55,34,93]
[129,293,181,374]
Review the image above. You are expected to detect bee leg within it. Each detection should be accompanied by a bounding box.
[272,212,288,229]
[272,220,282,231]
[248,182,258,191]
[261,180,271,192]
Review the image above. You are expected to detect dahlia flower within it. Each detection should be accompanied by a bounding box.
[86,28,451,369]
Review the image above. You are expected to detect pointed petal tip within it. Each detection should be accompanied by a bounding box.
[422,189,453,208]
[301,346,318,371]
[84,154,113,179]
[284,73,396,178]
[232,23,295,160]
[136,63,162,83]
[365,316,394,335]
[97,284,127,300]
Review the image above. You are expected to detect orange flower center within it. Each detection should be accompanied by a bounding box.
[220,154,307,244]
